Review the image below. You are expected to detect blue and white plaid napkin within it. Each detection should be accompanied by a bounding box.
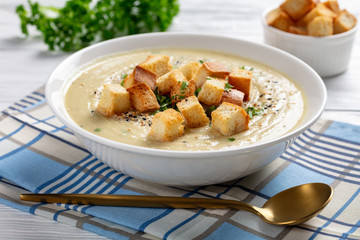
[1,87,360,240]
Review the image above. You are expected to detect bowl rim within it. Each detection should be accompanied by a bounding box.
[262,6,358,41]
[45,32,327,158]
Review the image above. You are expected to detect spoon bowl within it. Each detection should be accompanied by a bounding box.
[20,182,333,226]
[258,182,333,225]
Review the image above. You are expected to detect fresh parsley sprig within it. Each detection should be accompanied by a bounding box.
[180,81,188,91]
[16,0,180,52]
[241,66,254,71]
[206,105,217,118]
[224,83,233,93]
[195,87,201,97]
[246,107,264,119]
[153,87,173,114]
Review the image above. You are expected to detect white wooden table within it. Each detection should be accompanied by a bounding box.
[1,0,359,238]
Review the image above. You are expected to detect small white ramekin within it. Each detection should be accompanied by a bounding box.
[262,7,358,78]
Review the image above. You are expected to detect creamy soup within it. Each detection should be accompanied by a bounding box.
[65,48,304,151]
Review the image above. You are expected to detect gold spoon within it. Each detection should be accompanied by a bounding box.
[20,182,333,226]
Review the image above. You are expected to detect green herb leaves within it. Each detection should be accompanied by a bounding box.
[241,66,254,71]
[153,87,173,114]
[195,88,201,97]
[180,81,188,91]
[170,81,189,101]
[120,73,128,86]
[94,128,101,132]
[246,107,264,119]
[224,83,233,93]
[227,137,235,142]
[16,0,180,52]
[206,105,217,117]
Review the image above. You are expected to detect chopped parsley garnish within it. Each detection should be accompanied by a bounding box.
[120,73,128,86]
[206,77,212,80]
[153,87,173,114]
[94,128,101,132]
[195,87,201,97]
[224,83,233,92]
[180,81,188,90]
[168,81,189,102]
[227,137,235,142]
[246,107,264,119]
[199,60,204,64]
[241,66,254,71]
[152,109,160,115]
[206,105,217,117]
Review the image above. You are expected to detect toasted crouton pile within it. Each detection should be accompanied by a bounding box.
[267,0,357,36]
[95,54,258,142]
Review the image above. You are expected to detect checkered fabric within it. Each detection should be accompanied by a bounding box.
[0,87,359,240]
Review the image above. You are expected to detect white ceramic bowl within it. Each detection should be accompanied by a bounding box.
[262,7,358,78]
[46,32,326,186]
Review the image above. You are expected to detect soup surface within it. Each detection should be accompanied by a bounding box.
[65,48,304,151]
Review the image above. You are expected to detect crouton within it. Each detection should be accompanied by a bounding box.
[203,62,230,78]
[170,79,196,104]
[148,109,185,142]
[96,84,131,117]
[280,0,315,21]
[176,96,209,128]
[156,69,185,95]
[211,102,249,136]
[334,10,357,34]
[193,65,210,89]
[323,0,340,14]
[300,3,336,25]
[266,8,295,32]
[123,66,157,91]
[220,89,245,107]
[179,62,202,81]
[197,78,225,106]
[193,62,230,88]
[139,55,172,77]
[127,83,160,113]
[289,26,308,35]
[228,68,252,101]
[308,16,333,36]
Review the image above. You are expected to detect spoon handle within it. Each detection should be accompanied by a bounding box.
[20,193,257,212]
